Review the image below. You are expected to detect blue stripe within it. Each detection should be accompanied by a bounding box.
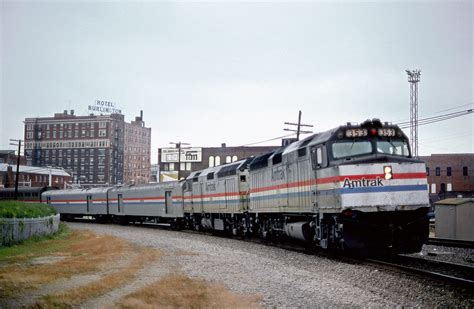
[338,184,428,194]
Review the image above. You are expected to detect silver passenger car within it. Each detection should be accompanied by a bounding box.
[108,182,184,219]
[43,187,111,218]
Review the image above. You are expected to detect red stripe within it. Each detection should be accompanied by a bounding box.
[123,196,165,201]
[183,191,247,200]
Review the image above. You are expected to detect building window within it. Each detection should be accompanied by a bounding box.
[447,183,452,192]
[180,162,185,171]
[232,155,238,162]
[215,156,221,166]
[440,183,446,192]
[435,167,440,176]
[186,163,192,171]
[426,167,429,176]
[463,166,468,176]
[169,163,174,171]
[431,183,436,194]
[447,167,451,176]
[226,156,231,163]
[209,156,215,167]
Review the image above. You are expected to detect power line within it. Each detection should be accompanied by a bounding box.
[394,102,473,123]
[240,133,296,147]
[397,109,473,129]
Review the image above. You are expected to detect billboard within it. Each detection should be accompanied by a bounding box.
[160,171,178,182]
[161,148,202,163]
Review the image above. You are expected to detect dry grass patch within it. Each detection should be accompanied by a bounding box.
[120,273,261,309]
[0,229,132,299]
[39,247,161,307]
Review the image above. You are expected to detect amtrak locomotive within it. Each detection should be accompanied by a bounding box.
[43,119,430,254]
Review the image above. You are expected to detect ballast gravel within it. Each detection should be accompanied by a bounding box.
[68,222,473,307]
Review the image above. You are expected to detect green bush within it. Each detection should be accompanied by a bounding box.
[0,200,57,218]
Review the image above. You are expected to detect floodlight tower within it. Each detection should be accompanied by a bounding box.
[406,69,421,158]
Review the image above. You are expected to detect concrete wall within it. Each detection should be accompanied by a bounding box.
[0,214,60,246]
[435,198,474,241]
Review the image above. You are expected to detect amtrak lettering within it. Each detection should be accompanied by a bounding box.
[206,183,216,191]
[343,177,383,188]
[272,169,285,181]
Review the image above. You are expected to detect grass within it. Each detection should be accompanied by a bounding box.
[0,226,258,308]
[121,273,261,309]
[0,228,137,299]
[39,246,161,307]
[0,226,162,307]
[0,200,56,218]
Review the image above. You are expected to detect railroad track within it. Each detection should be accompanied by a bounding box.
[367,255,474,289]
[427,237,474,249]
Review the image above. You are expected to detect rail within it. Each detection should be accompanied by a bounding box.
[366,255,474,289]
[427,237,474,249]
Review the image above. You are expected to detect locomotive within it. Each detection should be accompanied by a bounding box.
[43,119,430,254]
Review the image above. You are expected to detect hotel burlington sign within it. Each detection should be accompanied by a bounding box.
[88,100,122,114]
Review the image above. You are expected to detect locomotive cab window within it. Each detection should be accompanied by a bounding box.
[332,141,372,159]
[311,146,327,169]
[376,140,410,157]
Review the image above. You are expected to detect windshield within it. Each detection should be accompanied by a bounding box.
[332,141,372,159]
[332,139,411,159]
[376,140,410,157]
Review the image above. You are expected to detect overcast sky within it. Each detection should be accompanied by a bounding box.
[1,0,472,163]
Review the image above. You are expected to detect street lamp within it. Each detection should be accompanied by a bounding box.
[169,141,190,180]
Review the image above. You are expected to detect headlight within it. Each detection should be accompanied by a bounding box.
[384,165,393,180]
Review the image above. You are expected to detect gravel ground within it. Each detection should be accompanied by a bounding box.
[68,222,473,307]
[406,244,474,266]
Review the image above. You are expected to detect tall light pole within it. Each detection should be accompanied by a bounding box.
[169,141,190,180]
[9,139,22,200]
[406,69,421,158]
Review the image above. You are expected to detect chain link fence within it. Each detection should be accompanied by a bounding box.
[0,214,60,246]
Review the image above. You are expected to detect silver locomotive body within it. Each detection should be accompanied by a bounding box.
[247,119,429,252]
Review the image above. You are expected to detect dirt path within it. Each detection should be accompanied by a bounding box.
[0,225,259,308]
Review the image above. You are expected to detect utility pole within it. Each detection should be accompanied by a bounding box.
[284,110,313,141]
[406,69,421,158]
[9,139,22,200]
[169,141,190,180]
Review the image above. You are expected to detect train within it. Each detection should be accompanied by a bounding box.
[0,186,49,202]
[37,119,429,254]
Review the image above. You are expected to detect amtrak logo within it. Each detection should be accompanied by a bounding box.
[343,177,383,188]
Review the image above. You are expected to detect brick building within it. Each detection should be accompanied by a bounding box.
[124,111,151,184]
[23,110,150,185]
[420,153,474,200]
[0,150,26,165]
[0,163,71,188]
[158,143,279,181]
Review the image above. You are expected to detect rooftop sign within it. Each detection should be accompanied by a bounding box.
[88,100,122,114]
